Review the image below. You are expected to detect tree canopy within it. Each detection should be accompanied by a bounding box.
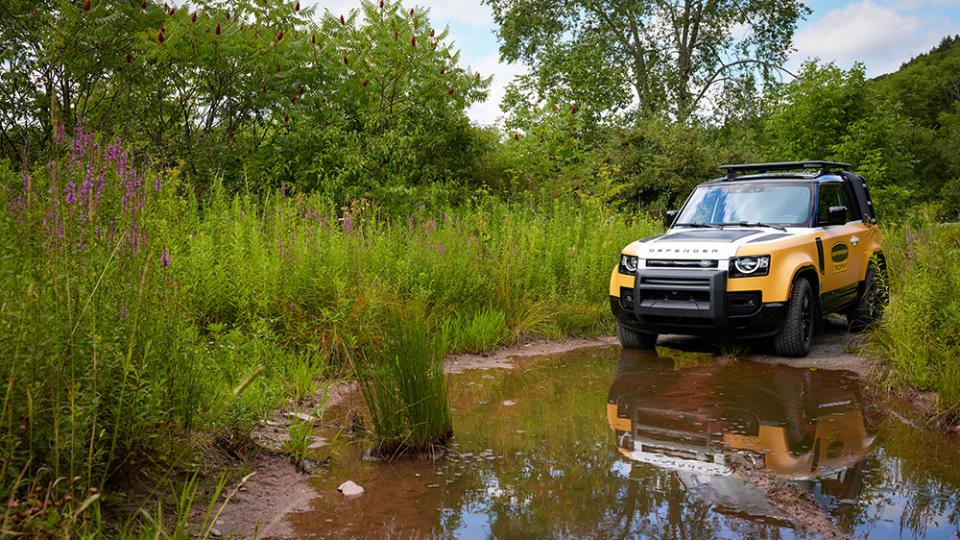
[485,0,810,123]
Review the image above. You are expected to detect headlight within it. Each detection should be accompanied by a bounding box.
[730,255,770,278]
[619,254,639,274]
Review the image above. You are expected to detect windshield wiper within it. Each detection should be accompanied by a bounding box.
[717,221,787,232]
[674,222,719,229]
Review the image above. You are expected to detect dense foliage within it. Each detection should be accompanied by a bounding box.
[486,0,809,123]
[873,220,960,415]
[0,128,656,533]
[0,0,490,203]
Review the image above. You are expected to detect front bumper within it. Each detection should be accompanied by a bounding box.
[610,268,786,338]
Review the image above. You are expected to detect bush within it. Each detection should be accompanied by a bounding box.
[873,216,960,417]
[605,121,753,214]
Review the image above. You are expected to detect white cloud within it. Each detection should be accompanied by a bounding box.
[790,1,960,75]
[880,0,960,9]
[792,1,921,66]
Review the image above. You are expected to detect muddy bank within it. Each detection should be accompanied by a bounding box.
[444,335,619,373]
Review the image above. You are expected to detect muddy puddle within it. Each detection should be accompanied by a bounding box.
[261,346,960,539]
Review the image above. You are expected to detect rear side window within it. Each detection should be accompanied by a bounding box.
[818,183,849,225]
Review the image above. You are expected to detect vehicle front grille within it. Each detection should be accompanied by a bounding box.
[639,276,712,288]
[634,270,725,322]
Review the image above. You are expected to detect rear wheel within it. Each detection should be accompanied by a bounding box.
[616,321,658,349]
[848,260,888,332]
[774,277,815,357]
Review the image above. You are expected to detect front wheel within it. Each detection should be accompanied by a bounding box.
[773,277,815,357]
[616,321,658,349]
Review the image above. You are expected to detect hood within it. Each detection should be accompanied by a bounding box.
[629,227,803,260]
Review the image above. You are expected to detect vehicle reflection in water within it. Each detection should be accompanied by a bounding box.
[608,348,877,518]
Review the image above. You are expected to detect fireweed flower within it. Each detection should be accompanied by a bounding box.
[161,247,171,267]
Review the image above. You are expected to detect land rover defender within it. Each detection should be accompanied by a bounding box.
[609,161,888,357]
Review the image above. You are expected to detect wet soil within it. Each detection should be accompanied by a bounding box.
[208,327,960,539]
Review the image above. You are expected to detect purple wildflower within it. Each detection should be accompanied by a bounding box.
[161,246,171,267]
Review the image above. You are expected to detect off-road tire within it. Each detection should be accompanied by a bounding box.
[848,260,888,332]
[616,321,658,350]
[773,277,815,357]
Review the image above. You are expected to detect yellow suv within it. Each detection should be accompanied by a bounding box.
[609,161,887,357]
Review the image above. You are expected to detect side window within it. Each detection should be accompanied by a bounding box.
[817,183,849,225]
[841,181,863,221]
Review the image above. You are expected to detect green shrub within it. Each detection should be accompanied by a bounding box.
[456,308,509,353]
[605,121,754,214]
[873,216,960,415]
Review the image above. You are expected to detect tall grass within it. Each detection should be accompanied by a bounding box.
[353,310,452,455]
[873,218,960,416]
[0,129,658,534]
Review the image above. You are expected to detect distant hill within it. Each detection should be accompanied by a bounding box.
[873,35,960,129]
[897,35,960,71]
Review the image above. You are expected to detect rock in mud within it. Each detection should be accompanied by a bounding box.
[307,438,328,449]
[299,457,328,474]
[287,411,314,422]
[337,480,364,498]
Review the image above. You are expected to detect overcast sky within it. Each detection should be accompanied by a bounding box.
[305,0,960,126]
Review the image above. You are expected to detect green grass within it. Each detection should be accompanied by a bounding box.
[353,309,453,455]
[0,130,658,535]
[872,217,960,417]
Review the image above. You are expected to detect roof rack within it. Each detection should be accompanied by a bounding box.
[719,161,851,180]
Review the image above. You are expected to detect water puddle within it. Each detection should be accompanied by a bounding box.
[269,346,960,539]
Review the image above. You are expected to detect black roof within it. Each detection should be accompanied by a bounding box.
[719,161,851,180]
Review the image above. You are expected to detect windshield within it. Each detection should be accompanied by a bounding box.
[675,183,813,226]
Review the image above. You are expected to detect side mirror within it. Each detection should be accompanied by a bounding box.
[664,210,679,229]
[826,205,848,226]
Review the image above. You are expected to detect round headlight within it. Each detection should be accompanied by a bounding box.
[621,255,638,273]
[735,257,761,274]
[734,256,769,275]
